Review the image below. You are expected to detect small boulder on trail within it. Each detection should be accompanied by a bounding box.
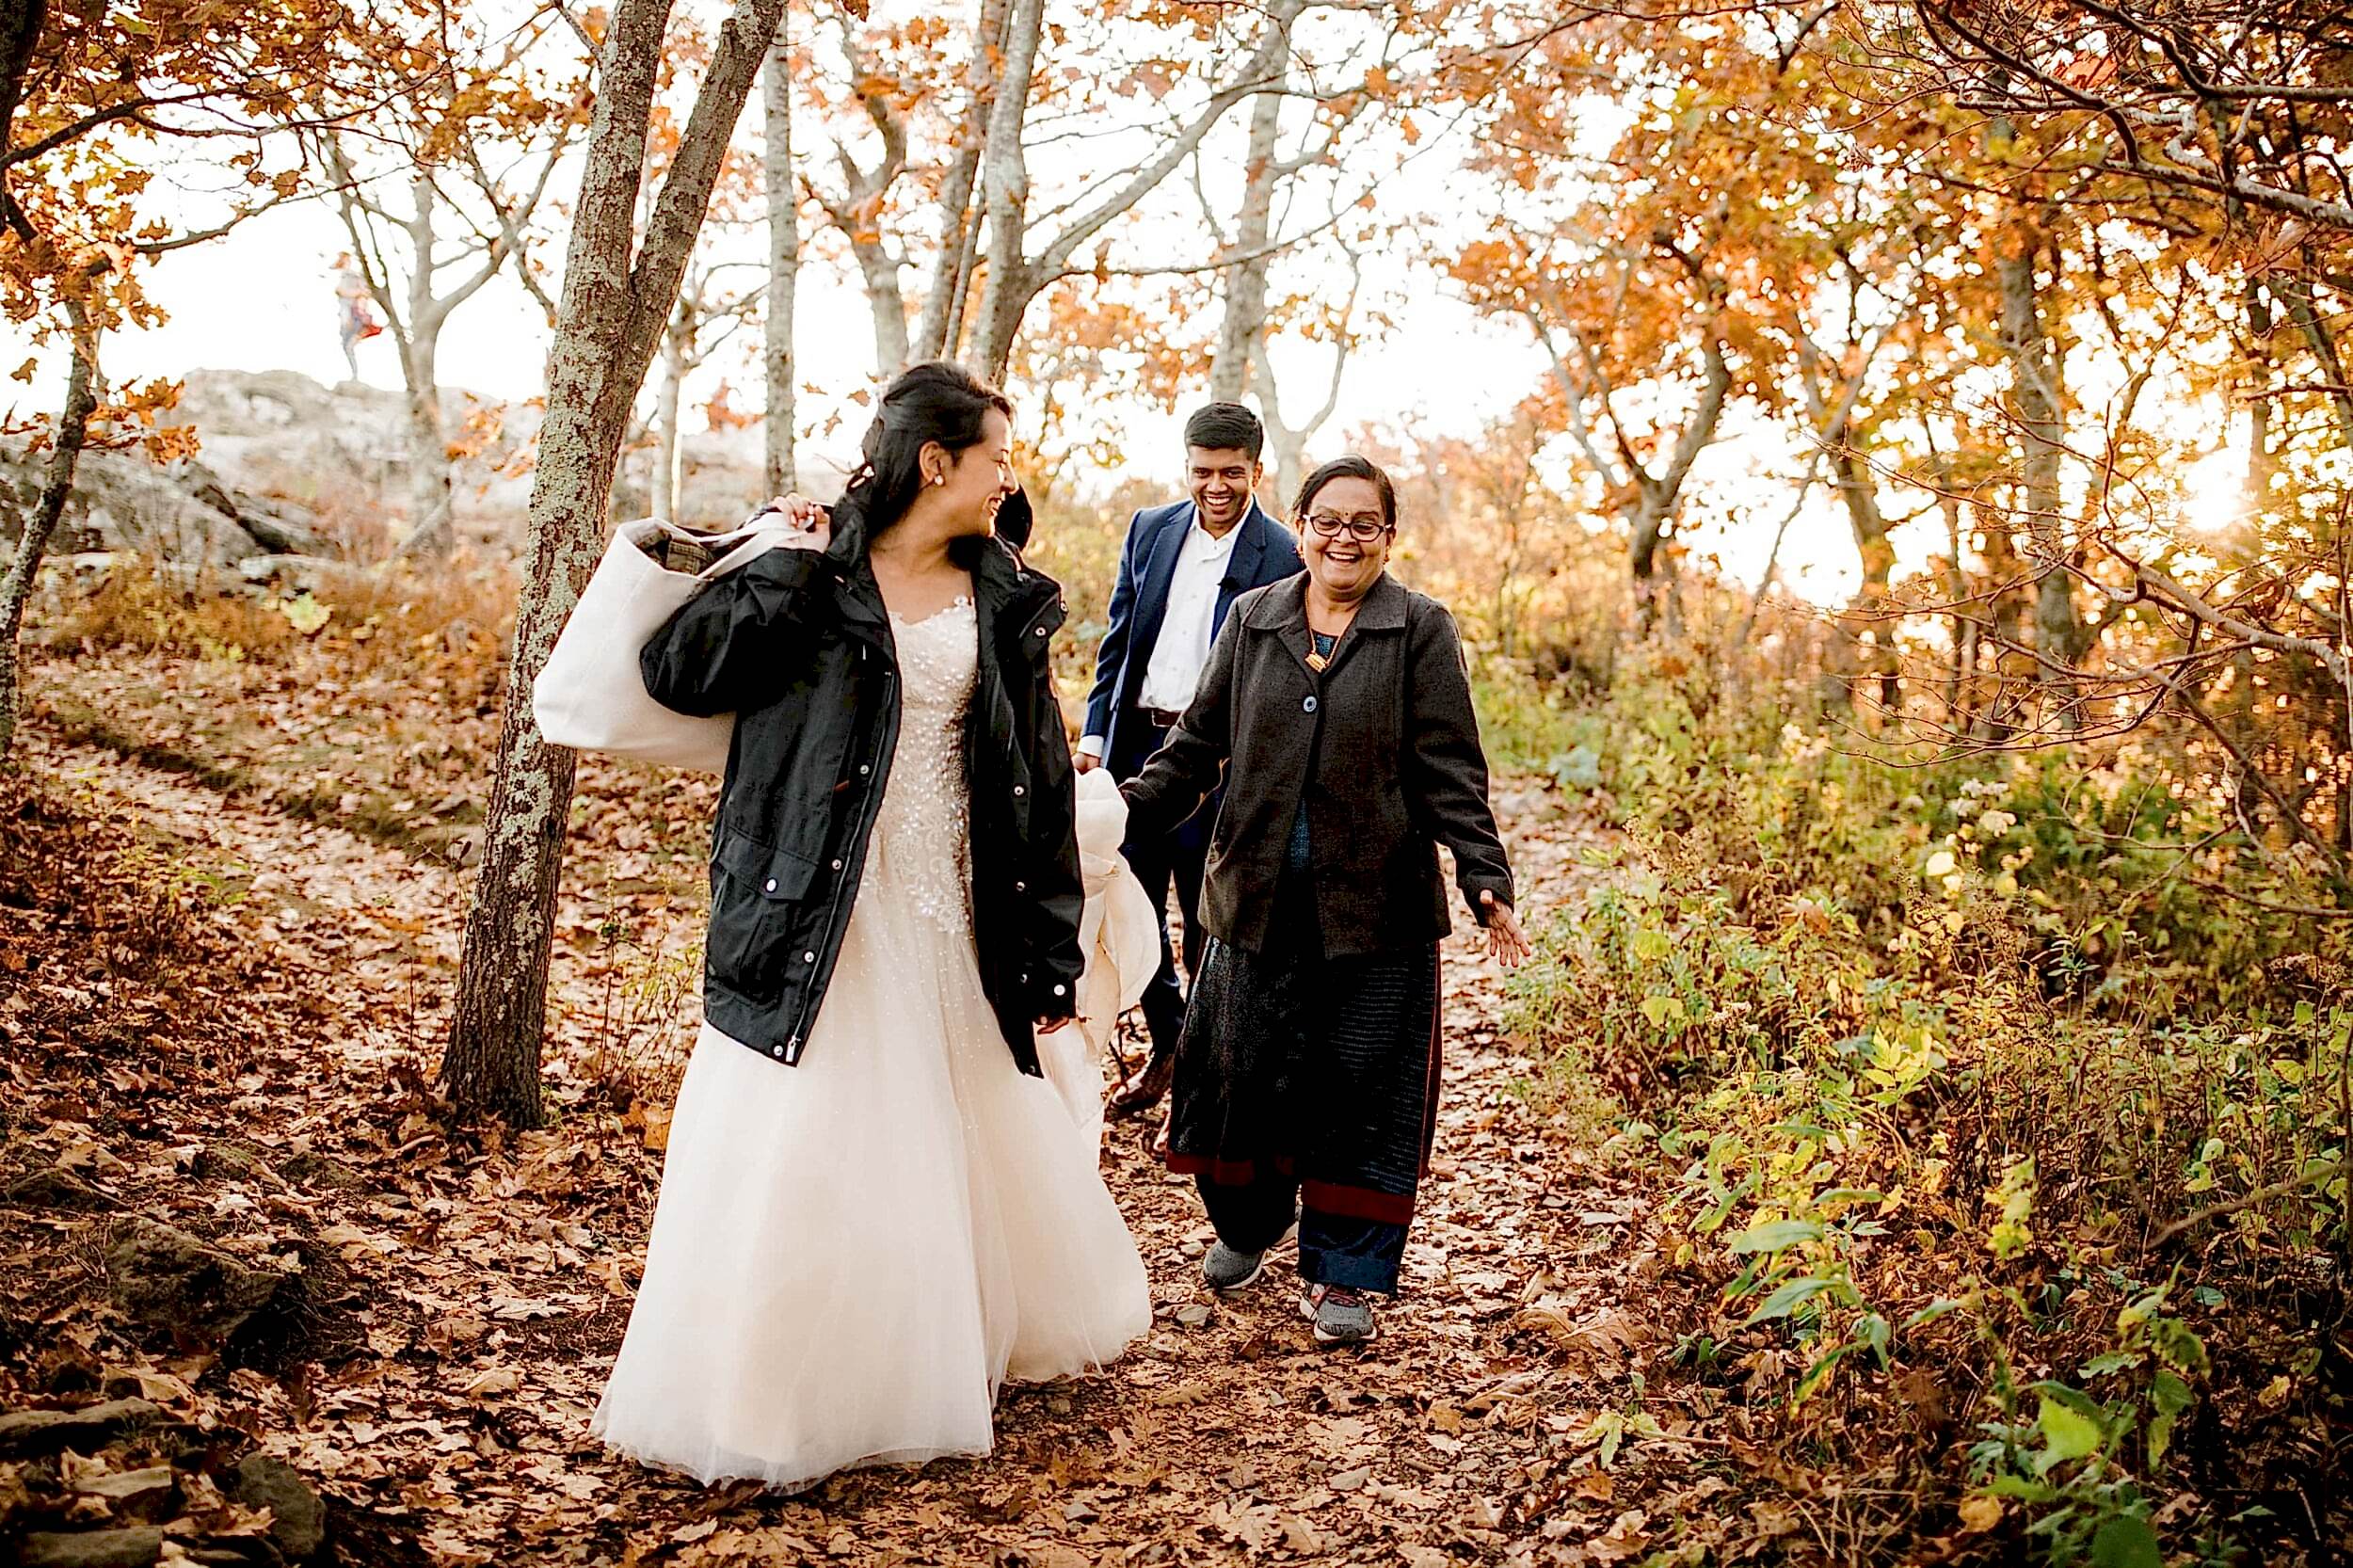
[0,1399,162,1459]
[17,1527,168,1568]
[226,1453,328,1561]
[104,1219,296,1345]
[4,1168,117,1213]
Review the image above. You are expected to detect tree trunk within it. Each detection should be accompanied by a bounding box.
[914,0,1010,363]
[0,290,98,761]
[1997,215,2083,717]
[1830,443,1898,709]
[762,28,798,494]
[2278,274,2353,453]
[651,296,689,523]
[440,0,791,1127]
[1208,49,1286,404]
[852,239,910,374]
[400,339,455,556]
[1623,318,1728,621]
[967,0,1048,383]
[1934,458,1976,729]
[395,176,456,558]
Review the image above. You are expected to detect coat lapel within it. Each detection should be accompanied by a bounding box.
[1212,502,1273,636]
[1128,504,1190,671]
[1245,571,1404,680]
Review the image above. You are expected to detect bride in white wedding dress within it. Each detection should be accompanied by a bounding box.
[592,363,1149,1491]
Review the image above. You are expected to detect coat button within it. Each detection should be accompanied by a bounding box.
[1303,694,1319,713]
[1013,785,1025,796]
[763,878,777,892]
[771,1046,786,1059]
[1052,983,1066,997]
[802,950,816,963]
[858,764,872,776]
[1015,880,1026,892]
[832,858,843,871]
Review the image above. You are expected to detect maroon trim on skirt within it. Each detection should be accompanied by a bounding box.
[1301,1178,1417,1226]
[1167,1151,1296,1186]
[1167,1154,1419,1227]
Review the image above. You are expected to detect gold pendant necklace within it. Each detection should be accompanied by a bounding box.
[1305,648,1329,673]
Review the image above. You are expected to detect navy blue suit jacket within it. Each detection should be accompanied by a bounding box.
[1082,498,1302,777]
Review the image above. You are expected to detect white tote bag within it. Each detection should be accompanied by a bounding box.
[532,517,795,774]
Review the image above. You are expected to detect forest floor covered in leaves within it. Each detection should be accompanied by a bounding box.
[0,704,1816,1568]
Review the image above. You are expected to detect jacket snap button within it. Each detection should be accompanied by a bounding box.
[771,1046,786,1059]
[1052,983,1066,997]
[1015,880,1026,892]
[831,858,843,871]
[858,764,871,776]
[1303,695,1319,713]
[802,950,816,963]
[1013,785,1025,796]
[763,878,777,892]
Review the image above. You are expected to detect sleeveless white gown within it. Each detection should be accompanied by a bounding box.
[592,599,1151,1489]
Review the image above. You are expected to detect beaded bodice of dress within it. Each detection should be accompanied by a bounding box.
[876,598,978,936]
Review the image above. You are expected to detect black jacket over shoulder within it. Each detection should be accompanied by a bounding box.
[1121,572,1513,957]
[640,509,1081,1075]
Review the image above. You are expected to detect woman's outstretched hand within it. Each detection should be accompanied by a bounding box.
[1480,888,1533,969]
[753,492,830,551]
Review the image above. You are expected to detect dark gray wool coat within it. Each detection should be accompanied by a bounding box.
[1120,571,1514,957]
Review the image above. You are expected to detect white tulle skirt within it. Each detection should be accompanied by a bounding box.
[590,886,1152,1490]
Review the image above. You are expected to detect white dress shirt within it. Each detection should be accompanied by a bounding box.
[1137,517,1240,714]
[1079,514,1240,759]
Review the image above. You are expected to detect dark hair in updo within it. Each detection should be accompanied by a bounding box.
[1291,454,1397,530]
[839,360,1014,538]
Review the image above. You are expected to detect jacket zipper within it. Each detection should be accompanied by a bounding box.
[781,641,896,1064]
[778,573,1055,1064]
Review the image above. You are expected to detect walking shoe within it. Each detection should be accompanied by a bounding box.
[1302,1283,1377,1343]
[1202,1241,1267,1292]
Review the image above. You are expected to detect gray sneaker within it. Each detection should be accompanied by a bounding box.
[1202,1241,1268,1292]
[1302,1284,1377,1343]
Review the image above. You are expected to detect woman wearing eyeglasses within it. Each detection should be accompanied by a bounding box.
[1119,454,1531,1345]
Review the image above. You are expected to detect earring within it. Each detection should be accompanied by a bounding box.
[932,473,946,487]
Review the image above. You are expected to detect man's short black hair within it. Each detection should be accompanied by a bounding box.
[1183,403,1264,462]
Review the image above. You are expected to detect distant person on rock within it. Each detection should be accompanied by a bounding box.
[1118,454,1530,1346]
[333,255,381,381]
[1076,403,1303,1129]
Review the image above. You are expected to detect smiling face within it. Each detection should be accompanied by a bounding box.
[928,408,1017,537]
[1299,473,1393,601]
[1185,446,1261,535]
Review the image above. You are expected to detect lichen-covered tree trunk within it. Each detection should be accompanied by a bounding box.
[0,291,98,762]
[762,27,798,495]
[440,0,792,1127]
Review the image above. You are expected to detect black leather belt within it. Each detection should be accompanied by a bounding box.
[1138,706,1185,728]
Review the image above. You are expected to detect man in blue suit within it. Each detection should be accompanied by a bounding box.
[1076,403,1304,1116]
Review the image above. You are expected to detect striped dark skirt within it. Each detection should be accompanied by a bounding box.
[1164,878,1441,1290]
